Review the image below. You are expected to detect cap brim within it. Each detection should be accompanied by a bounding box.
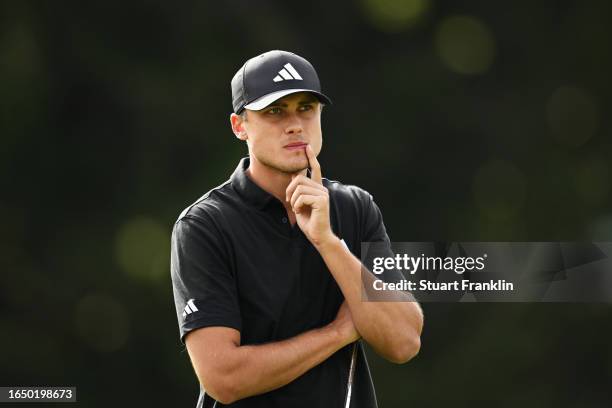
[243,89,332,111]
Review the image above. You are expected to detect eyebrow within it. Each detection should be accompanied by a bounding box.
[267,98,318,108]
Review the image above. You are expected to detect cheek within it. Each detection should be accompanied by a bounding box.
[248,128,277,153]
[306,126,323,151]
[314,139,323,156]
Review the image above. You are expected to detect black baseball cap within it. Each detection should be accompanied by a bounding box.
[231,50,332,114]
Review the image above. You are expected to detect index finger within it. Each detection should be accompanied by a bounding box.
[305,144,322,184]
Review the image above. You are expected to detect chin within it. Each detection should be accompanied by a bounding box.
[269,158,308,174]
[254,151,309,174]
[279,162,308,174]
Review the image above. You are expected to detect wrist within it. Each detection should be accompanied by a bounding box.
[312,232,341,252]
[326,320,352,348]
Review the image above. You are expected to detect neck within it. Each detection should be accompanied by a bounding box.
[246,156,307,206]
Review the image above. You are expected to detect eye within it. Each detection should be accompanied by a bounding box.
[299,104,314,111]
[266,107,282,115]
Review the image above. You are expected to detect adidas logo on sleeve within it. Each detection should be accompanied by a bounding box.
[182,299,199,318]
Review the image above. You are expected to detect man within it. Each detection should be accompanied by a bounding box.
[171,50,423,407]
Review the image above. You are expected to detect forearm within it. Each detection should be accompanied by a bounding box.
[197,323,350,403]
[315,236,423,363]
[235,325,346,398]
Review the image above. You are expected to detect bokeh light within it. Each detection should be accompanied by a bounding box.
[546,86,600,147]
[115,217,170,283]
[74,293,130,353]
[1,21,41,82]
[361,0,431,32]
[435,15,496,75]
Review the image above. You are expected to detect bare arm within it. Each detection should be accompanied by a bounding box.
[316,236,423,363]
[186,302,358,404]
[286,145,423,364]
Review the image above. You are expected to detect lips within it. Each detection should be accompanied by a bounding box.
[284,142,308,150]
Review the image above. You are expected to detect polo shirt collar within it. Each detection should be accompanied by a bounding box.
[231,157,277,210]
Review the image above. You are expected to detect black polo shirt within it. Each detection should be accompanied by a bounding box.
[171,157,398,408]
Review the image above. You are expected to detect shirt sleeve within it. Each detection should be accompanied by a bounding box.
[170,215,242,344]
[360,193,405,286]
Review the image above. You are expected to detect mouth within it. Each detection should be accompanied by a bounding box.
[284,142,308,151]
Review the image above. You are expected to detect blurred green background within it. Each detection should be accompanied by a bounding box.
[1,0,611,407]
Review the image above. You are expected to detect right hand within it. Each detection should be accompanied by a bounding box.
[331,301,360,345]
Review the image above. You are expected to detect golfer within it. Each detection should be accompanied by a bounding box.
[171,50,423,408]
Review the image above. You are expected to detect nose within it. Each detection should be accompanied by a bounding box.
[284,114,303,135]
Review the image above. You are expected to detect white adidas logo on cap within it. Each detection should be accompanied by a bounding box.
[273,63,303,82]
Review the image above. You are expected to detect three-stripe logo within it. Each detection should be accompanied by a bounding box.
[182,299,199,318]
[273,63,303,82]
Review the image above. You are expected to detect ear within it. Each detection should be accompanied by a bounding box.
[230,113,248,141]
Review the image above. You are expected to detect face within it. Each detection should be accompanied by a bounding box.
[231,92,323,174]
